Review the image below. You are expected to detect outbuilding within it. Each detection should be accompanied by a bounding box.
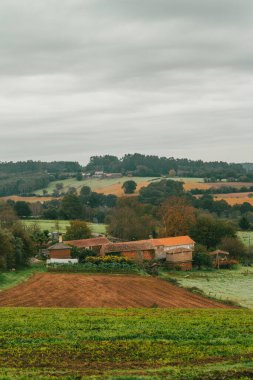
[47,243,78,264]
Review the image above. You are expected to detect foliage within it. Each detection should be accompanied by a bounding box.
[13,201,31,218]
[85,255,133,264]
[219,236,247,260]
[64,220,91,240]
[192,244,212,269]
[60,193,82,219]
[190,215,236,249]
[85,153,250,180]
[122,180,137,194]
[71,247,96,262]
[47,262,138,273]
[0,308,253,379]
[239,216,251,230]
[107,197,156,240]
[159,196,196,236]
[139,179,185,205]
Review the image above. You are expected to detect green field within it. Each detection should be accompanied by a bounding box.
[34,176,162,195]
[22,219,107,234]
[0,308,252,379]
[238,231,253,247]
[160,267,253,308]
[0,266,44,292]
[34,176,204,196]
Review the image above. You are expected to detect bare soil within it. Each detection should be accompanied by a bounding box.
[0,273,232,308]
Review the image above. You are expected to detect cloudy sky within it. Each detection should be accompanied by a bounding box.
[0,0,253,164]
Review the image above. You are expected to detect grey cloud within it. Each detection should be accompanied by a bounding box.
[0,0,252,163]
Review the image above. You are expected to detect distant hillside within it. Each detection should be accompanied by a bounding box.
[1,156,253,197]
[0,160,82,196]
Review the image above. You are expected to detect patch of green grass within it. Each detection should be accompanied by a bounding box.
[0,265,44,291]
[22,219,107,234]
[0,308,252,379]
[160,267,253,308]
[238,230,253,247]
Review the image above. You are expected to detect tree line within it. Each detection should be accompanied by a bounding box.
[85,153,252,180]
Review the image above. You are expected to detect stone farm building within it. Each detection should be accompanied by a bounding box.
[48,235,195,270]
[47,242,78,264]
[101,236,195,270]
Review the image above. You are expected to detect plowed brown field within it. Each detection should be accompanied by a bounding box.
[0,273,231,308]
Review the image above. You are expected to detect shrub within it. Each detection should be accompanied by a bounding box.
[47,262,139,274]
[85,255,133,265]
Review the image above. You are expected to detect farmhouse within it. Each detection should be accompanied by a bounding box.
[101,240,155,262]
[101,236,195,269]
[64,237,110,254]
[47,242,78,264]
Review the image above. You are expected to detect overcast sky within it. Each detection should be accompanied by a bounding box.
[0,0,253,164]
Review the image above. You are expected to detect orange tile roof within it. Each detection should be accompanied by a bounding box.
[64,237,110,248]
[152,236,195,247]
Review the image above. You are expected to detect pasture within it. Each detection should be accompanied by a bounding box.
[22,219,107,234]
[0,307,252,379]
[34,176,205,196]
[238,231,253,246]
[160,267,253,308]
[34,176,162,196]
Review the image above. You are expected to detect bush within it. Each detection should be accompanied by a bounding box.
[47,262,139,274]
[85,255,133,265]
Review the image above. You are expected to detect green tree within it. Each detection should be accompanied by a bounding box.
[122,180,137,194]
[61,194,81,219]
[190,215,236,249]
[239,216,251,230]
[192,244,212,270]
[219,237,247,260]
[14,201,31,218]
[139,179,184,205]
[0,228,14,269]
[107,198,156,240]
[64,220,92,240]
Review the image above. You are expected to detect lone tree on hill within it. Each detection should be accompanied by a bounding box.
[122,180,137,194]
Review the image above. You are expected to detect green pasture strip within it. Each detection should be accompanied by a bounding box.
[22,219,107,234]
[0,265,44,292]
[160,267,253,309]
[34,176,163,195]
[0,308,252,379]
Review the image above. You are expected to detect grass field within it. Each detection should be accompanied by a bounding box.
[0,266,44,292]
[160,267,253,308]
[238,231,253,246]
[22,219,107,234]
[0,307,252,379]
[34,176,205,196]
[34,176,162,196]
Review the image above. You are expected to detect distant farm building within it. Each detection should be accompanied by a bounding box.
[101,236,195,270]
[101,240,155,262]
[64,237,110,254]
[47,243,78,264]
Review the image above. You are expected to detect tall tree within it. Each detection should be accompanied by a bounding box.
[159,197,196,237]
[64,220,91,240]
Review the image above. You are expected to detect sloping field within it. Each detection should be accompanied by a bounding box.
[185,181,253,191]
[0,273,230,308]
[0,195,60,203]
[214,193,253,205]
